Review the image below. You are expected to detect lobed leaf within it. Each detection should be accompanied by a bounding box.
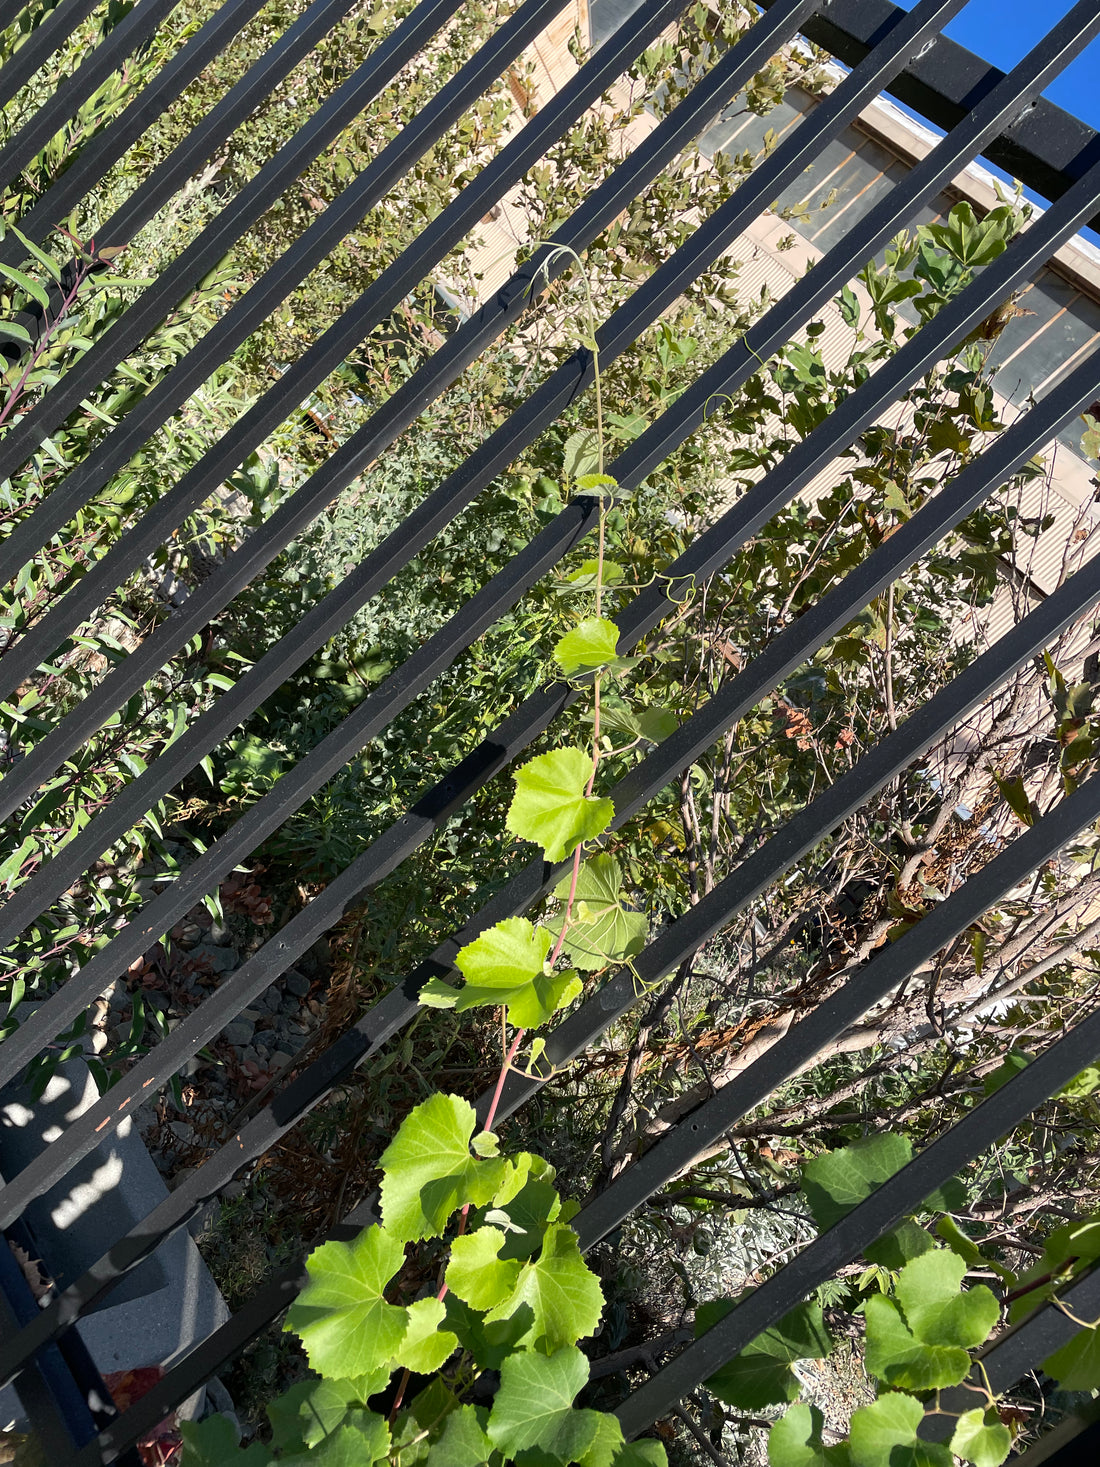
[454,917,581,1027]
[507,747,614,862]
[284,1226,407,1381]
[848,1393,952,1467]
[378,1093,507,1241]
[487,1345,602,1466]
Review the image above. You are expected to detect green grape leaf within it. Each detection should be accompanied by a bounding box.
[895,1250,999,1349]
[180,1416,270,1464]
[446,1227,523,1310]
[865,1219,935,1270]
[284,1226,407,1380]
[484,1221,604,1352]
[484,1173,562,1260]
[768,1403,850,1467]
[848,1393,952,1467]
[579,1412,626,1467]
[611,1445,669,1467]
[418,976,459,1008]
[395,1296,459,1374]
[487,1345,602,1467]
[378,1093,508,1241]
[279,1412,390,1466]
[564,429,600,479]
[949,1408,1012,1467]
[547,854,647,971]
[698,1299,832,1409]
[555,618,632,677]
[425,1404,496,1465]
[454,917,582,1027]
[802,1135,912,1230]
[862,1296,970,1390]
[563,558,625,591]
[1042,1326,1100,1391]
[267,1376,382,1454]
[444,1292,535,1371]
[507,747,614,861]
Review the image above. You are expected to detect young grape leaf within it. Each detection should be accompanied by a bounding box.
[418,976,460,1008]
[180,1416,270,1464]
[949,1408,1012,1467]
[579,1411,626,1467]
[894,1250,998,1350]
[507,747,614,861]
[802,1134,913,1230]
[454,917,582,1027]
[484,1221,604,1352]
[484,1173,562,1260]
[444,1291,535,1372]
[698,1299,831,1410]
[547,854,647,971]
[865,1219,935,1270]
[378,1093,508,1241]
[425,1404,496,1465]
[284,1227,407,1380]
[862,1296,970,1390]
[848,1393,952,1467]
[555,618,632,677]
[768,1403,851,1467]
[395,1296,459,1374]
[267,1376,382,1454]
[278,1412,390,1466]
[563,430,600,479]
[446,1227,523,1310]
[487,1344,602,1466]
[1043,1325,1100,1392]
[611,1445,669,1467]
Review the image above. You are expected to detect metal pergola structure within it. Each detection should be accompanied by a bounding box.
[1,0,1100,1460]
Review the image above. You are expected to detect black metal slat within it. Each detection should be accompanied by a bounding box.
[0,0,103,114]
[57,721,1100,1460]
[613,959,1100,1438]
[760,0,1100,223]
[0,0,301,267]
[0,0,474,497]
[3,0,1095,818]
[3,65,1097,1149]
[0,0,698,698]
[0,0,185,188]
[1,23,1086,1145]
[0,0,30,42]
[922,1264,1100,1442]
[0,0,866,953]
[3,301,1098,1392]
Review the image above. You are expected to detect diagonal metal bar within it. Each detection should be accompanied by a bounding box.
[0,0,338,268]
[28,695,1100,1443]
[0,0,482,494]
[0,0,684,697]
[3,95,1096,1112]
[0,0,184,188]
[0,0,705,689]
[1,0,1091,817]
[3,356,1099,1382]
[0,0,859,942]
[0,0,102,113]
[920,1263,1100,1442]
[612,936,1100,1438]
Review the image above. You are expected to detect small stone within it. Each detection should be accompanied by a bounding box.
[259,990,282,1014]
[269,1051,295,1071]
[223,1019,255,1047]
[241,1008,264,1023]
[177,922,202,948]
[209,919,233,946]
[189,941,238,975]
[284,970,310,998]
[220,1180,247,1202]
[281,1029,309,1056]
[167,1120,192,1144]
[239,1045,261,1067]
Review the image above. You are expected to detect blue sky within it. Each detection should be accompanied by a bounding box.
[904,0,1100,134]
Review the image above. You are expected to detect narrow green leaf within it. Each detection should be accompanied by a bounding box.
[0,262,50,309]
